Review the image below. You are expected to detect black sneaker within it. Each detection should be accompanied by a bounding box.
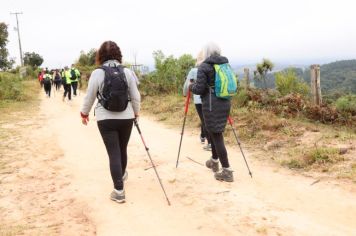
[110,189,125,203]
[214,168,234,182]
[206,158,219,172]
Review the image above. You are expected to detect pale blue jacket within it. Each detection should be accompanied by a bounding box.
[183,68,202,104]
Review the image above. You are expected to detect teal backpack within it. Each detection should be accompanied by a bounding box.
[213,64,238,99]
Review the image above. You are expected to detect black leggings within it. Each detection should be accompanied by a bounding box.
[44,83,51,97]
[209,132,230,168]
[63,84,71,100]
[71,81,78,96]
[195,104,210,144]
[97,119,134,190]
[55,81,61,90]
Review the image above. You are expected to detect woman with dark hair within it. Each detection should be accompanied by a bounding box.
[80,41,141,203]
[53,69,62,91]
[190,42,234,182]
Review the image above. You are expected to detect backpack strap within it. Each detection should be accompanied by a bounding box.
[96,66,108,101]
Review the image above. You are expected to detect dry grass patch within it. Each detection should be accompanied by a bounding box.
[142,94,356,181]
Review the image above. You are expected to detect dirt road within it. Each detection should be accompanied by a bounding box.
[1,91,356,236]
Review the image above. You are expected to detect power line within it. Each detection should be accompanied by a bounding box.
[10,12,23,66]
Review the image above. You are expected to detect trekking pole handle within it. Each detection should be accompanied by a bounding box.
[134,119,141,134]
[228,116,233,125]
[184,91,191,115]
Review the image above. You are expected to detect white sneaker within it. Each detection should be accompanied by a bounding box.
[110,189,125,203]
[203,144,212,151]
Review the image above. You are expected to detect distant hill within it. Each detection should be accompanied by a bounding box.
[304,60,356,94]
[242,60,356,94]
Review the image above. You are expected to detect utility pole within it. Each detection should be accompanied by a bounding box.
[131,51,142,73]
[10,12,23,66]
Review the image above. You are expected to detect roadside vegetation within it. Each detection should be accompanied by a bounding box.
[0,70,39,107]
[0,69,40,155]
[138,51,356,182]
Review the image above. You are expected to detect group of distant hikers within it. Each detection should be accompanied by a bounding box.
[37,65,81,100]
[80,41,237,203]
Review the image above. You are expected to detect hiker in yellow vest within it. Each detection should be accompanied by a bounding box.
[70,64,81,96]
[62,66,72,101]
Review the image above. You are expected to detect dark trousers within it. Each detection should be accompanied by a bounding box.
[71,81,78,96]
[55,81,61,90]
[44,83,51,97]
[195,104,210,144]
[209,132,230,168]
[97,119,134,191]
[63,84,71,100]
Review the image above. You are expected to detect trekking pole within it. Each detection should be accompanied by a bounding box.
[134,119,171,206]
[175,90,191,168]
[227,116,253,178]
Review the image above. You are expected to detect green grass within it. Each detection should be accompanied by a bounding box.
[303,147,342,165]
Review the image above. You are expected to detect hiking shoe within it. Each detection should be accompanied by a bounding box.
[203,143,212,151]
[206,158,219,172]
[200,137,205,144]
[110,189,125,203]
[123,171,128,182]
[214,168,234,182]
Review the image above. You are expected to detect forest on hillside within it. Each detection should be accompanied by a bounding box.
[253,60,356,95]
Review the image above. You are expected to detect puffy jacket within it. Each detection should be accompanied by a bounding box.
[191,55,231,133]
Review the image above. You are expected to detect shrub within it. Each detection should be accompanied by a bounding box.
[233,88,249,107]
[0,73,24,100]
[75,64,96,90]
[275,69,309,97]
[0,72,38,102]
[335,95,356,115]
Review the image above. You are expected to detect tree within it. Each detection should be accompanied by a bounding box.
[0,22,14,70]
[141,51,195,94]
[176,54,195,89]
[78,49,96,66]
[23,52,43,68]
[255,58,274,89]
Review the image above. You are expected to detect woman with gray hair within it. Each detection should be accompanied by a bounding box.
[190,42,234,182]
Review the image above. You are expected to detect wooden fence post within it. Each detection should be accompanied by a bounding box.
[310,64,322,106]
[243,68,250,88]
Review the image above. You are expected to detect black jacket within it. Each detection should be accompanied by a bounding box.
[191,55,231,133]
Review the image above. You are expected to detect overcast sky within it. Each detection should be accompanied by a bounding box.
[1,0,356,68]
